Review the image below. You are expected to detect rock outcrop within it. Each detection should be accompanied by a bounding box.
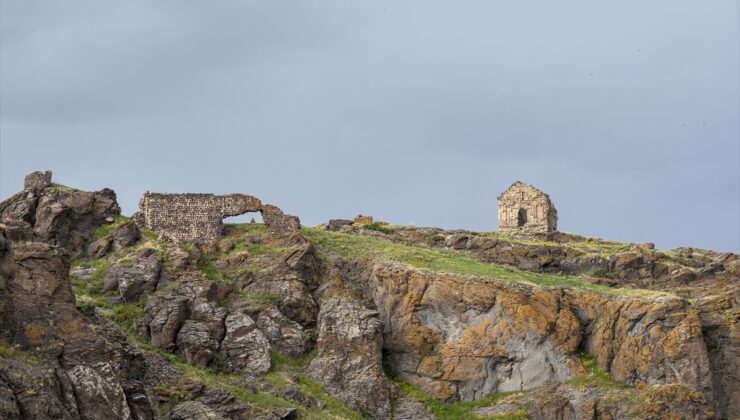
[0,179,120,256]
[308,273,396,418]
[0,242,155,419]
[1,172,736,419]
[368,261,713,403]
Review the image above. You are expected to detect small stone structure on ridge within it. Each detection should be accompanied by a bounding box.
[497,181,557,233]
[353,215,373,226]
[24,170,53,192]
[132,192,300,244]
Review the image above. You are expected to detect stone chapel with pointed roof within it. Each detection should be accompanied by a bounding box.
[497,181,558,233]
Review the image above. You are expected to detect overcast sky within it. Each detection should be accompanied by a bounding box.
[1,1,738,252]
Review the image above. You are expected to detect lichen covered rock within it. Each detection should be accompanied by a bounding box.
[308,286,395,418]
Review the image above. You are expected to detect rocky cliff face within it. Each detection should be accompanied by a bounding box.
[1,179,737,419]
[368,262,712,402]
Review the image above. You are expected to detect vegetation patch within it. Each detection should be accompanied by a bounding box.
[384,355,523,419]
[90,215,130,241]
[224,223,267,236]
[364,222,393,234]
[269,351,362,420]
[569,353,630,391]
[394,379,522,420]
[0,342,43,364]
[110,303,146,332]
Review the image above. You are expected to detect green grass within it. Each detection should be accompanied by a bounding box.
[364,222,393,234]
[71,259,112,313]
[192,224,287,281]
[109,303,146,331]
[224,222,268,236]
[383,355,523,419]
[269,351,363,420]
[90,215,130,241]
[69,250,361,419]
[486,230,633,258]
[0,342,43,364]
[394,380,522,420]
[302,228,668,298]
[98,308,361,419]
[196,257,226,282]
[568,353,630,390]
[46,182,79,192]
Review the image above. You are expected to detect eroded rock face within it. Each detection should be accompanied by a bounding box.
[243,269,318,328]
[220,310,272,375]
[168,401,224,420]
[140,295,189,351]
[308,284,395,419]
[574,292,713,400]
[395,398,437,420]
[0,359,74,419]
[89,220,141,258]
[0,242,155,419]
[0,181,120,257]
[176,320,219,367]
[249,302,311,358]
[476,382,713,420]
[694,292,739,418]
[103,248,161,303]
[368,261,712,403]
[370,262,581,401]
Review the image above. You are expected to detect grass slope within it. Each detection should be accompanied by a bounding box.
[303,228,669,298]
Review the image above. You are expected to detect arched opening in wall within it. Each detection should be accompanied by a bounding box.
[517,208,527,227]
[223,212,264,236]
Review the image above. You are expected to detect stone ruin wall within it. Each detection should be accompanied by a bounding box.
[24,171,53,192]
[133,192,300,244]
[498,181,557,233]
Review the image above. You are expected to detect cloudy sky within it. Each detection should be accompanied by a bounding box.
[1,1,738,252]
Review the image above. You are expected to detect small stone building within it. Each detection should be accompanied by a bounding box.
[497,181,557,233]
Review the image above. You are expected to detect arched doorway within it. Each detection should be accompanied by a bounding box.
[517,208,527,227]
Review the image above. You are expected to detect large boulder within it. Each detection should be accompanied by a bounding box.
[220,310,272,375]
[110,221,141,251]
[103,248,161,303]
[248,302,311,358]
[242,271,318,328]
[176,320,219,367]
[140,295,190,351]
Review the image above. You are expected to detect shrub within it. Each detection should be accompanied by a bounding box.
[364,222,392,234]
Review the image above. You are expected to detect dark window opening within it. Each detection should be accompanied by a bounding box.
[517,208,527,227]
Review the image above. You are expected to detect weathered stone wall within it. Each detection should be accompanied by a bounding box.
[261,204,300,237]
[497,181,557,233]
[24,170,52,192]
[134,192,300,243]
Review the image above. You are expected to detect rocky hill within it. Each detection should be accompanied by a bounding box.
[0,179,737,419]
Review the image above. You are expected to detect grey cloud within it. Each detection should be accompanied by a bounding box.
[1,0,738,251]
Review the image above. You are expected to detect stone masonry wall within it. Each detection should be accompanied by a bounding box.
[497,181,557,233]
[24,171,52,192]
[134,192,300,244]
